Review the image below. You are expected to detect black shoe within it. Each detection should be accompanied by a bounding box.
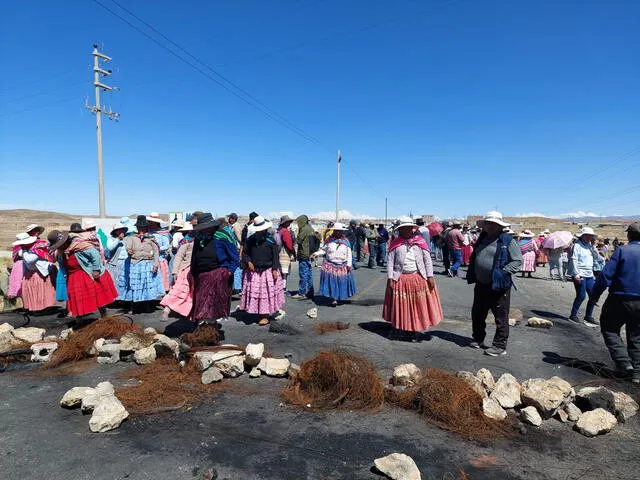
[584,317,599,327]
[484,346,507,357]
[568,315,581,324]
[469,341,488,349]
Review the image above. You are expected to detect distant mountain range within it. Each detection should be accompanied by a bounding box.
[563,215,640,222]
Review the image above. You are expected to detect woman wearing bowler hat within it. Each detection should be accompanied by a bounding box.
[118,215,164,313]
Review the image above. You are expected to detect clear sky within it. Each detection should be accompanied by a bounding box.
[1,0,639,220]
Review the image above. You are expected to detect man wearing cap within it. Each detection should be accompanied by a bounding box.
[446,222,465,277]
[467,211,523,356]
[567,227,599,326]
[592,223,640,382]
[364,223,379,268]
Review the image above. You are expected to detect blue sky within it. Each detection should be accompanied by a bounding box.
[1,0,639,220]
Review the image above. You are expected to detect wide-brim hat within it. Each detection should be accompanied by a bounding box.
[82,219,98,230]
[135,215,150,228]
[12,232,37,246]
[503,228,516,235]
[147,212,164,224]
[332,222,348,231]
[47,230,70,251]
[171,220,185,230]
[394,216,417,230]
[579,227,596,237]
[477,211,510,228]
[25,224,44,236]
[193,212,221,231]
[250,215,272,233]
[179,224,194,233]
[519,230,534,238]
[69,222,84,233]
[279,215,293,225]
[542,229,551,234]
[110,223,128,236]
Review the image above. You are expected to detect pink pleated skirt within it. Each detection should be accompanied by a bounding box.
[8,260,24,297]
[21,268,56,312]
[240,269,285,315]
[160,266,194,317]
[159,258,170,291]
[521,251,537,272]
[382,272,443,332]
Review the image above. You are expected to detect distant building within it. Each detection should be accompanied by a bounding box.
[421,214,436,224]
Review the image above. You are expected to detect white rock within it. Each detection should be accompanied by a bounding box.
[0,323,14,335]
[202,367,224,384]
[476,368,495,392]
[153,334,180,358]
[612,391,639,422]
[508,318,518,327]
[244,343,264,367]
[574,408,617,437]
[392,364,422,387]
[288,363,300,378]
[555,409,569,423]
[565,402,582,422]
[213,354,246,378]
[489,373,522,409]
[194,350,243,371]
[374,453,421,480]
[257,357,290,377]
[97,343,120,364]
[44,335,58,342]
[89,395,129,433]
[30,342,58,362]
[60,328,73,339]
[60,387,94,408]
[120,331,152,351]
[81,382,115,413]
[90,338,106,356]
[521,376,573,419]
[0,332,14,353]
[143,327,157,335]
[134,345,156,365]
[249,367,261,378]
[520,406,543,426]
[306,308,318,319]
[527,317,553,328]
[456,371,488,398]
[482,397,507,420]
[12,327,45,343]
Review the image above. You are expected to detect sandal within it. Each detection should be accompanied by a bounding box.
[258,318,270,326]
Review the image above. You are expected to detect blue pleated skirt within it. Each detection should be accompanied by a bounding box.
[118,259,164,302]
[318,260,357,301]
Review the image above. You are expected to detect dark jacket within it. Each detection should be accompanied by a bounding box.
[593,241,640,300]
[467,232,519,291]
[191,235,239,276]
[295,215,315,261]
[242,235,280,272]
[346,226,358,247]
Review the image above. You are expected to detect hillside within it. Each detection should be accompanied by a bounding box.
[0,209,85,251]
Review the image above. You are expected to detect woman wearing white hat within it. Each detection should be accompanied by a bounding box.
[517,230,539,278]
[240,216,285,325]
[12,232,57,312]
[567,227,599,326]
[311,222,357,306]
[105,223,131,296]
[147,212,172,292]
[161,223,196,320]
[383,217,443,341]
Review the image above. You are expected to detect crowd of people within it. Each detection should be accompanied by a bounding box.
[6,210,639,382]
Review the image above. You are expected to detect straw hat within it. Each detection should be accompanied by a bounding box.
[394,216,417,230]
[519,230,534,238]
[110,223,128,236]
[82,219,98,230]
[47,230,70,251]
[12,232,37,246]
[478,211,510,228]
[250,215,272,233]
[542,229,551,235]
[503,228,516,235]
[332,222,348,231]
[179,223,193,233]
[147,212,164,224]
[25,224,44,236]
[170,220,185,230]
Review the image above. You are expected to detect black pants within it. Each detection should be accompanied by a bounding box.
[442,245,450,270]
[368,243,378,268]
[471,283,511,349]
[600,295,640,370]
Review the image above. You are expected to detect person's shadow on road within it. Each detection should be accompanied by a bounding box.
[542,351,624,379]
[428,330,473,347]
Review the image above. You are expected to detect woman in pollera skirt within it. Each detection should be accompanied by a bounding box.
[161,223,195,320]
[383,217,443,342]
[48,230,117,317]
[12,231,57,312]
[518,230,538,278]
[240,216,285,325]
[312,222,357,307]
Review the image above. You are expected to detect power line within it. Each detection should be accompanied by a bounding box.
[573,147,639,190]
[0,95,81,117]
[1,80,87,105]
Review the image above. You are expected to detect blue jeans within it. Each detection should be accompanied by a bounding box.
[368,243,378,267]
[571,276,596,318]
[450,249,463,275]
[298,260,314,297]
[351,246,358,268]
[376,243,387,265]
[233,267,242,291]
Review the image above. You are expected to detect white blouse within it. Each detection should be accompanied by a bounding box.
[314,241,352,265]
[402,248,418,273]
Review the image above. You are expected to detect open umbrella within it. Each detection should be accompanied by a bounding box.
[427,222,443,237]
[543,231,573,249]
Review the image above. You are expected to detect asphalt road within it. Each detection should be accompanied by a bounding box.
[1,259,639,480]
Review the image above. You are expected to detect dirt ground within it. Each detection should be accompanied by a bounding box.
[1,259,639,480]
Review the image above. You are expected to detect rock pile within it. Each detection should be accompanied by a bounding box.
[0,323,47,353]
[456,368,638,437]
[60,381,129,433]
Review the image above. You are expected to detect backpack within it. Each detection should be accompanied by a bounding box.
[273,229,283,247]
[309,234,321,254]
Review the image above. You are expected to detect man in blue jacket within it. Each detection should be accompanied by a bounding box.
[467,211,523,357]
[592,223,640,383]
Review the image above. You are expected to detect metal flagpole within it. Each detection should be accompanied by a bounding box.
[336,150,341,220]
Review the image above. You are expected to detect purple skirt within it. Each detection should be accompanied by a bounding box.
[240,269,285,315]
[192,268,232,321]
